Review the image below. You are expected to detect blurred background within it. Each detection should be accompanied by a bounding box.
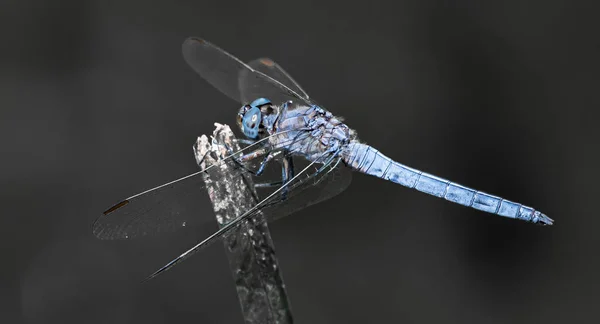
[2,0,599,323]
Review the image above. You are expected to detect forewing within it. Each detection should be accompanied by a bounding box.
[244,58,310,102]
[93,134,276,240]
[182,38,309,106]
[93,163,244,240]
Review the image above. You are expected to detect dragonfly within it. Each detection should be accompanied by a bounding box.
[93,37,553,281]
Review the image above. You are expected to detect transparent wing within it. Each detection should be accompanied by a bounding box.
[93,134,273,240]
[93,162,241,240]
[259,156,351,223]
[143,153,351,280]
[243,57,310,101]
[93,135,351,240]
[182,37,313,106]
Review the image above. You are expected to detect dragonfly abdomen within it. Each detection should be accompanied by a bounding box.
[341,142,553,225]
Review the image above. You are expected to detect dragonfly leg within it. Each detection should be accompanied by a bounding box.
[234,138,255,146]
[255,151,278,176]
[222,141,284,190]
[238,147,268,163]
[252,152,284,189]
[222,143,269,175]
[253,155,293,198]
[280,155,294,200]
[254,181,283,188]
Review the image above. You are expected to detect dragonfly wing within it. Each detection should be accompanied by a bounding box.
[92,133,283,240]
[143,151,350,280]
[259,155,352,223]
[244,58,310,102]
[93,164,237,240]
[182,38,309,106]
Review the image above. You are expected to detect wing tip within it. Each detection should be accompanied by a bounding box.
[258,58,275,67]
[184,37,205,46]
[103,200,130,215]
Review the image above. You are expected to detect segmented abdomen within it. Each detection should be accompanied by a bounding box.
[341,142,552,225]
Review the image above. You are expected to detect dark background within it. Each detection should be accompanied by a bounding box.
[2,0,599,323]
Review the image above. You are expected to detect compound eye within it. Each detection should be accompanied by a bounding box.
[237,105,251,126]
[241,106,261,139]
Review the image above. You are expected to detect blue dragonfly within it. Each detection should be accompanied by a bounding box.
[93,38,553,281]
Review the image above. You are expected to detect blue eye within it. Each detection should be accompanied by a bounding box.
[250,98,271,108]
[241,106,261,139]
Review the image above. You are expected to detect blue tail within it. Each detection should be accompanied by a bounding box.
[341,142,553,225]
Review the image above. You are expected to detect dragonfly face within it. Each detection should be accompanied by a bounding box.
[237,97,273,139]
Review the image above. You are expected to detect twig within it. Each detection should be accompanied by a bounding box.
[193,123,293,324]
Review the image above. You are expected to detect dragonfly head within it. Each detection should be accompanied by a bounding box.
[237,98,272,139]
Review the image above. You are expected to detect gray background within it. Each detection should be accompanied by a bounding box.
[2,0,599,323]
